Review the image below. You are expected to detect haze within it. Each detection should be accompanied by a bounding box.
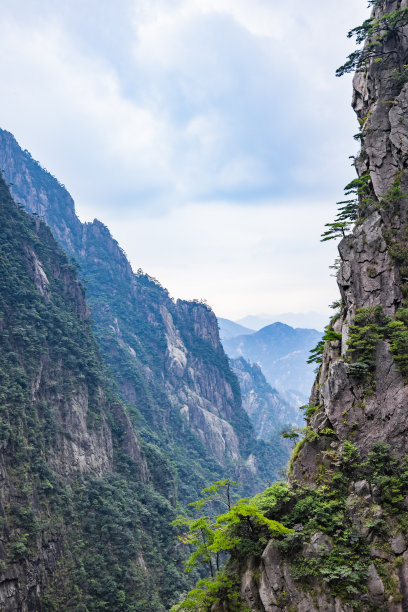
[0,0,369,320]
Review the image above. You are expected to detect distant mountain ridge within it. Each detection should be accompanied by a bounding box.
[222,321,322,397]
[237,311,328,331]
[218,318,255,340]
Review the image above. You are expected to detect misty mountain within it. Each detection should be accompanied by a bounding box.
[218,317,255,340]
[229,357,303,441]
[237,311,328,331]
[222,322,322,397]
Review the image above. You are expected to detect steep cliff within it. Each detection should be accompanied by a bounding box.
[0,173,197,611]
[0,131,284,496]
[293,0,408,493]
[176,1,408,610]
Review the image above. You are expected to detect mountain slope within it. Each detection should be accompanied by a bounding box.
[223,322,322,397]
[229,356,303,439]
[0,173,194,611]
[217,318,255,340]
[0,129,284,496]
[237,311,328,331]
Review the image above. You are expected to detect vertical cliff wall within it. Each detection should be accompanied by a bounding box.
[206,2,408,610]
[0,168,243,610]
[0,173,177,610]
[295,0,408,475]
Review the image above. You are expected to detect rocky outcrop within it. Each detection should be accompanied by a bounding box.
[213,1,408,610]
[165,301,242,462]
[240,540,353,612]
[295,0,408,475]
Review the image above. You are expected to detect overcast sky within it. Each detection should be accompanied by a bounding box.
[0,0,370,321]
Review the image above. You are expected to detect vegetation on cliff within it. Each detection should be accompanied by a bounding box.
[172,0,408,608]
[0,126,286,500]
[0,129,292,608]
[170,481,292,611]
[0,174,196,610]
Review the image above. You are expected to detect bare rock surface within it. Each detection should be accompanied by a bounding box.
[224,1,408,610]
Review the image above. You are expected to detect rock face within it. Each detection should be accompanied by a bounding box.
[0,128,284,494]
[295,0,408,474]
[214,1,408,610]
[0,175,154,610]
[230,357,302,438]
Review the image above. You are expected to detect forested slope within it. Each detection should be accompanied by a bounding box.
[0,130,288,497]
[0,173,196,610]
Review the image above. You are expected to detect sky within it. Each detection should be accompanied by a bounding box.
[0,0,370,321]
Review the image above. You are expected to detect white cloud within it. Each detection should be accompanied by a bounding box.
[0,0,370,317]
[0,0,370,206]
[89,198,339,320]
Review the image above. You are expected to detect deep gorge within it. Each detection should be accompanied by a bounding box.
[2,0,408,610]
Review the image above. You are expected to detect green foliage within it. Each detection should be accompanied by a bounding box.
[172,481,292,609]
[252,482,292,515]
[282,421,335,455]
[378,173,406,208]
[215,498,293,537]
[277,443,408,604]
[307,327,341,365]
[0,190,104,425]
[362,442,408,510]
[339,441,360,475]
[300,402,321,419]
[319,547,370,596]
[387,308,408,381]
[346,306,390,384]
[42,475,191,612]
[190,479,238,513]
[287,437,306,476]
[321,173,372,242]
[267,484,371,603]
[170,570,249,612]
[307,338,326,365]
[346,305,408,384]
[336,8,408,77]
[173,513,235,577]
[281,427,300,440]
[201,440,408,609]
